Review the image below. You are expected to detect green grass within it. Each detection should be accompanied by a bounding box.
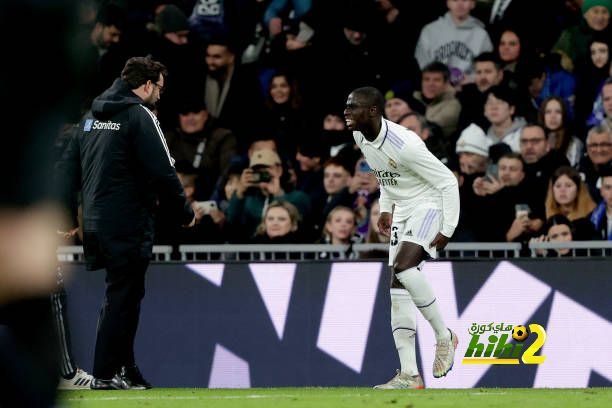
[57,387,612,408]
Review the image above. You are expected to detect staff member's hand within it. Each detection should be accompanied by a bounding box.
[183,215,196,228]
[378,212,392,237]
[430,232,450,250]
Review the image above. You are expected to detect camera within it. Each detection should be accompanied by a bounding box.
[251,170,271,183]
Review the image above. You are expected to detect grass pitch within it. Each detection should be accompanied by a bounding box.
[58,387,611,408]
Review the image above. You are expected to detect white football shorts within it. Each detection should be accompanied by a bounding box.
[388,205,442,265]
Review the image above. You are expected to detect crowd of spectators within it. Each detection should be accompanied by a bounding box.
[60,0,612,256]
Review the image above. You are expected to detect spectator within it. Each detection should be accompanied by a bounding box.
[226,148,311,240]
[574,35,611,130]
[538,96,584,167]
[520,124,570,208]
[602,81,612,131]
[456,52,504,132]
[496,28,527,87]
[590,166,612,239]
[252,200,304,243]
[578,124,612,201]
[473,153,545,242]
[384,81,425,123]
[350,157,380,236]
[374,0,422,84]
[204,37,265,151]
[188,0,260,54]
[263,72,307,157]
[545,166,597,239]
[455,123,490,176]
[360,198,390,259]
[399,112,451,166]
[321,205,363,245]
[85,2,130,104]
[530,214,576,257]
[148,4,205,128]
[587,77,612,128]
[414,0,493,86]
[322,156,357,225]
[164,98,237,200]
[295,139,328,240]
[320,105,354,157]
[552,0,612,71]
[413,62,462,140]
[483,85,526,151]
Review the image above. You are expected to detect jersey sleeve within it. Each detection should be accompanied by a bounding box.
[400,138,460,237]
[378,187,394,214]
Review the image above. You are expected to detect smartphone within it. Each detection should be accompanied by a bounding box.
[194,200,218,215]
[252,170,271,183]
[515,204,530,220]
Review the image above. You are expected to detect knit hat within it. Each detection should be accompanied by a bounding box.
[385,81,426,114]
[155,5,189,34]
[582,0,612,15]
[456,124,490,157]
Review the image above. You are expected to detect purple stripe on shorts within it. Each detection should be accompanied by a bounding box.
[417,209,433,239]
[421,209,439,240]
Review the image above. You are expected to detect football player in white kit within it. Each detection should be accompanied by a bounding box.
[344,87,460,389]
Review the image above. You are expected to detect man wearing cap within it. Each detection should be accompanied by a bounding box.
[164,98,237,200]
[226,148,311,240]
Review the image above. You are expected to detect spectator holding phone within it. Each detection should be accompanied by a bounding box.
[226,148,311,240]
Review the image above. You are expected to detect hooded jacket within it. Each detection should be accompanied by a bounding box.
[55,78,193,270]
[485,116,527,152]
[415,12,493,84]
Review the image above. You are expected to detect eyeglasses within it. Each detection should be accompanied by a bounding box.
[152,82,164,94]
[587,142,612,150]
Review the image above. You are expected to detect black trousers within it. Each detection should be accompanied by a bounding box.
[93,258,149,379]
[0,297,60,408]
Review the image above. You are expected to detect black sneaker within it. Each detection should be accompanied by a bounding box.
[118,365,151,389]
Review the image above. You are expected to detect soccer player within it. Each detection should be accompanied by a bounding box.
[344,87,460,389]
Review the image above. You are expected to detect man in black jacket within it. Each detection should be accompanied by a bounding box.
[56,57,195,390]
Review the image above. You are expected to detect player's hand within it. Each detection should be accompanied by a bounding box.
[378,212,392,237]
[429,232,450,250]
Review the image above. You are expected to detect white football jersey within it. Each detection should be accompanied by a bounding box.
[354,119,460,237]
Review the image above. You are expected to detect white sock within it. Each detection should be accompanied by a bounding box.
[390,288,419,376]
[396,265,450,342]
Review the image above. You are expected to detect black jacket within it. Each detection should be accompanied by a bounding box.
[56,78,194,270]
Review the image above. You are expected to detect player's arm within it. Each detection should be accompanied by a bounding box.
[400,138,459,240]
[377,185,393,237]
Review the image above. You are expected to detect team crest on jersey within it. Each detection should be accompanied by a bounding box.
[388,158,397,169]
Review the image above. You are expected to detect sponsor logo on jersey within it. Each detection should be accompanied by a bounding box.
[372,168,400,186]
[85,120,121,131]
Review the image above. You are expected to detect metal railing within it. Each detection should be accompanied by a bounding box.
[527,241,612,257]
[56,241,611,263]
[56,245,173,262]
